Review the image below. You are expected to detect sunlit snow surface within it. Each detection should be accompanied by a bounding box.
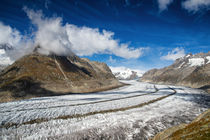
[188,58,205,67]
[0,80,209,139]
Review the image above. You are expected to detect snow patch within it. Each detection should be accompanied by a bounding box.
[186,54,191,58]
[178,62,185,68]
[188,58,205,67]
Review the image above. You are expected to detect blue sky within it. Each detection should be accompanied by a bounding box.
[0,0,210,71]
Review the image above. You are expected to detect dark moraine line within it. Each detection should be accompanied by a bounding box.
[0,85,158,113]
[0,87,176,129]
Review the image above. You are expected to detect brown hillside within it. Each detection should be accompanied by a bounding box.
[0,53,123,102]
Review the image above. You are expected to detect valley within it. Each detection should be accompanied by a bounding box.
[0,80,209,139]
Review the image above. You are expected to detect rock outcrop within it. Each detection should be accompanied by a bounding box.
[0,52,123,102]
[141,52,210,93]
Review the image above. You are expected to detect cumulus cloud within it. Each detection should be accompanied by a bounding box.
[24,7,143,58]
[66,24,143,59]
[24,7,74,56]
[161,47,186,61]
[157,0,174,11]
[0,22,33,61]
[0,22,22,47]
[0,7,144,66]
[182,0,210,12]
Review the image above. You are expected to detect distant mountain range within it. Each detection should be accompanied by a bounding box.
[141,51,210,93]
[110,66,144,80]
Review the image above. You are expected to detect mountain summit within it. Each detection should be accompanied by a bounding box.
[0,48,122,102]
[141,51,210,93]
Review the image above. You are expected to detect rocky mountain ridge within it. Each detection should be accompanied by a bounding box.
[141,51,210,93]
[0,50,123,102]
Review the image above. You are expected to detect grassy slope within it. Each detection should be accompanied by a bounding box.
[152,109,210,140]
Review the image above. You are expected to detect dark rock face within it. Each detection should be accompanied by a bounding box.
[0,53,122,102]
[141,52,210,93]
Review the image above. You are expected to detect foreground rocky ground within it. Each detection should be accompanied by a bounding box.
[152,109,210,140]
[0,80,209,139]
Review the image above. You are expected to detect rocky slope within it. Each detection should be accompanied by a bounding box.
[110,66,144,80]
[141,52,210,93]
[0,52,122,102]
[152,109,210,140]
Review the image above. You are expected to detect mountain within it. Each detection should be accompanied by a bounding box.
[152,109,210,140]
[110,66,144,80]
[141,52,210,93]
[0,50,123,102]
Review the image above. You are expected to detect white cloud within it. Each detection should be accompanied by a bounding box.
[161,47,186,61]
[0,22,33,61]
[0,22,22,47]
[24,7,143,58]
[157,0,174,11]
[0,7,144,66]
[0,49,13,65]
[24,7,74,56]
[182,0,210,12]
[66,24,143,59]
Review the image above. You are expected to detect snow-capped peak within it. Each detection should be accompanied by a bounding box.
[110,66,144,80]
[175,52,210,68]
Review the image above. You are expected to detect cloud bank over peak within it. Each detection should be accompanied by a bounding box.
[161,47,186,61]
[0,7,144,61]
[24,7,74,56]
